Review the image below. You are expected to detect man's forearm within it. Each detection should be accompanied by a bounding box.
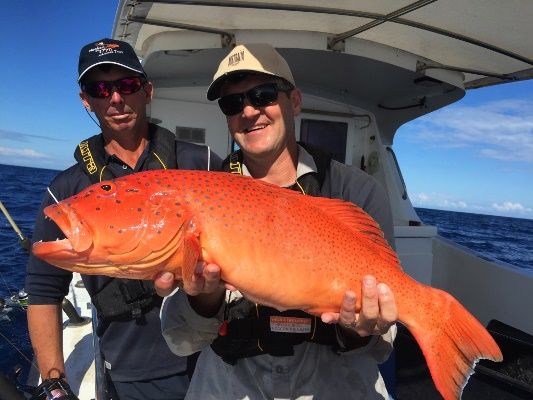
[28,304,65,379]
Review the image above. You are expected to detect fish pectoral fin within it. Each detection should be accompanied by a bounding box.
[178,233,201,285]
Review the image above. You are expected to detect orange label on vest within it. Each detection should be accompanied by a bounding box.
[270,316,312,333]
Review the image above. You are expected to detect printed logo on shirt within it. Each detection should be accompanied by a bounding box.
[78,140,97,174]
[270,316,312,334]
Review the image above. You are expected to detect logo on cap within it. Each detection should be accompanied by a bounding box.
[89,42,124,58]
[228,50,245,66]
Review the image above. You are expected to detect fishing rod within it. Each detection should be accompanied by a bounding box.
[0,200,31,252]
[0,200,30,309]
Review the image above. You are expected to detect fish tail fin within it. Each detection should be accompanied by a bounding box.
[403,286,502,400]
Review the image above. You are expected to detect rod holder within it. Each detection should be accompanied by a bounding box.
[62,298,91,326]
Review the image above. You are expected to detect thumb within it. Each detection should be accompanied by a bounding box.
[154,271,178,297]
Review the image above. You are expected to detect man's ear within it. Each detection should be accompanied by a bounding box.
[79,91,92,112]
[290,88,302,116]
[144,81,154,103]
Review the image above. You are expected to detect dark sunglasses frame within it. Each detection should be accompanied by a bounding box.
[81,76,147,99]
[218,82,294,116]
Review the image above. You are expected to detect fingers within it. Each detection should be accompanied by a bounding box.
[320,291,355,324]
[154,271,179,297]
[375,282,397,333]
[337,275,397,337]
[338,290,357,326]
[183,262,223,296]
[154,262,226,298]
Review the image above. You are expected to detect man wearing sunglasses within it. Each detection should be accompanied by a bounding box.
[157,43,398,399]
[25,38,220,400]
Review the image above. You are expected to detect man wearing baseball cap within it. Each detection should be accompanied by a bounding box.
[157,43,398,399]
[26,38,220,400]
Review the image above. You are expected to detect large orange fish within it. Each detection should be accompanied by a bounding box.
[33,170,502,400]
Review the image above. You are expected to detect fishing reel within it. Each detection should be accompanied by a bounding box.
[30,377,79,400]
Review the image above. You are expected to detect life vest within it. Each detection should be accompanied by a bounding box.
[74,123,212,321]
[212,144,343,364]
[74,123,177,182]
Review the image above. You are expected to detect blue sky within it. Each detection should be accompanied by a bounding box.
[1,2,532,220]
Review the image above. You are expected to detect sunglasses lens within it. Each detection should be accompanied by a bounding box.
[218,94,244,116]
[249,84,278,107]
[83,77,144,98]
[117,77,143,94]
[218,84,281,116]
[84,81,112,98]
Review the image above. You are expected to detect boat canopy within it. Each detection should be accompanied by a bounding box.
[111,0,533,142]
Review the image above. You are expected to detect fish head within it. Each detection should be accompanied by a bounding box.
[32,172,192,279]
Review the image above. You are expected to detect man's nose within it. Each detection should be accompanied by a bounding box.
[109,88,124,104]
[242,98,260,117]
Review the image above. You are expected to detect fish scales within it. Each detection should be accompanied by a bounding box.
[32,170,502,400]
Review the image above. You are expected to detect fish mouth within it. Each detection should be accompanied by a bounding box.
[32,203,94,263]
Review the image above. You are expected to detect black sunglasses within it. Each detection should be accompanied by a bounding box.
[218,82,294,116]
[81,76,147,99]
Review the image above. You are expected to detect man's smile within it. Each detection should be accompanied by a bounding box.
[244,124,268,133]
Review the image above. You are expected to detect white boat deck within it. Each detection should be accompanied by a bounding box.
[62,273,95,400]
[27,273,96,400]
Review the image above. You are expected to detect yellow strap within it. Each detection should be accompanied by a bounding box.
[99,165,107,182]
[152,151,167,169]
[295,179,306,195]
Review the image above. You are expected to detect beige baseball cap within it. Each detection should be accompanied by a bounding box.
[207,43,296,100]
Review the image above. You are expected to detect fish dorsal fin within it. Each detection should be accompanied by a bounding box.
[304,195,398,260]
[304,195,382,235]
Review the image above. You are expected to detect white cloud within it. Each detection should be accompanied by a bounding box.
[407,99,533,163]
[410,192,468,209]
[410,192,533,218]
[0,128,65,143]
[0,146,51,159]
[491,201,532,213]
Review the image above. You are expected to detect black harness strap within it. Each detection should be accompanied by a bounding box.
[74,124,177,183]
[91,279,161,321]
[221,143,330,196]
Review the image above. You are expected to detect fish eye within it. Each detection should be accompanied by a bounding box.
[101,184,112,191]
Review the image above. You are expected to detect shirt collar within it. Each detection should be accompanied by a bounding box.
[241,144,317,179]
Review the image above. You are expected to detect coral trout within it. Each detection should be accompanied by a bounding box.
[33,170,502,399]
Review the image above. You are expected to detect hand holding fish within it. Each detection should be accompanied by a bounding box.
[322,275,398,338]
[154,263,236,296]
[154,262,236,317]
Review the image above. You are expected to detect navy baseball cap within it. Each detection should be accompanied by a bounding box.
[78,38,146,83]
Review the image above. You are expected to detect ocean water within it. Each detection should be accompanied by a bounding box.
[0,163,532,381]
[416,207,533,270]
[0,164,58,382]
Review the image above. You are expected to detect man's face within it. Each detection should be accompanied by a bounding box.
[79,65,153,135]
[220,74,301,159]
